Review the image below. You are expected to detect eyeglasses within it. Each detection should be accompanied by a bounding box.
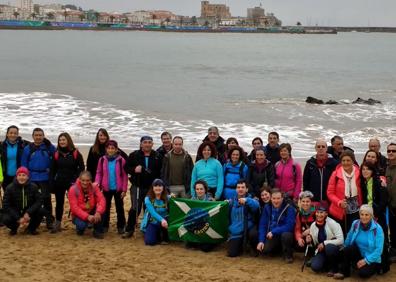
[388,150,396,153]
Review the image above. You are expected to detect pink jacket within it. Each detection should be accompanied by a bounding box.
[274,158,302,201]
[327,164,362,221]
[68,179,106,221]
[95,155,128,192]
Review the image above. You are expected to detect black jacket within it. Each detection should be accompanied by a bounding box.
[361,175,388,223]
[126,149,162,189]
[303,155,338,202]
[247,160,275,197]
[0,137,29,176]
[50,149,85,189]
[3,180,42,219]
[326,145,354,162]
[264,144,281,164]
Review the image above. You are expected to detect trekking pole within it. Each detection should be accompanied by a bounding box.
[133,185,140,238]
[301,244,312,272]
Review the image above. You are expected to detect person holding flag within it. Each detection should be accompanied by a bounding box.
[227,179,259,257]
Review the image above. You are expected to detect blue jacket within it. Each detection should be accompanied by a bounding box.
[223,161,248,189]
[258,201,296,243]
[344,219,384,264]
[140,196,169,232]
[21,141,56,182]
[191,157,224,199]
[228,196,259,239]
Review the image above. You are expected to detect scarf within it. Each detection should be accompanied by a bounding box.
[360,220,372,231]
[255,161,267,173]
[315,220,326,244]
[316,155,328,168]
[342,167,357,198]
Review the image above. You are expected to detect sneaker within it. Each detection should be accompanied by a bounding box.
[9,229,17,236]
[122,230,134,239]
[327,272,335,277]
[117,227,125,235]
[333,273,344,280]
[93,231,104,239]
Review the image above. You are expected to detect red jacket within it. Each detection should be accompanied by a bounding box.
[68,179,106,221]
[327,164,362,221]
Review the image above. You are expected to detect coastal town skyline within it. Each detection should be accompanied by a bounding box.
[1,0,395,27]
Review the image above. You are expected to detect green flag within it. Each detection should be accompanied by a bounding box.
[168,198,229,244]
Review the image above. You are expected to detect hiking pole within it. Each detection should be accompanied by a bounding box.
[301,244,312,272]
[134,185,140,238]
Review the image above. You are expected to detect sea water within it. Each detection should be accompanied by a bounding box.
[0,30,395,158]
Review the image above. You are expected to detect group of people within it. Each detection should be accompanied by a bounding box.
[0,125,395,280]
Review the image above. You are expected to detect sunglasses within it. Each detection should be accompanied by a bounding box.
[388,150,396,153]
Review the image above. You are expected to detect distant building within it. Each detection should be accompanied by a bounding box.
[0,4,17,19]
[247,7,264,19]
[201,1,231,19]
[18,0,33,13]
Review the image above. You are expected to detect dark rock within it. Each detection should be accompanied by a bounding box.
[352,97,381,105]
[306,96,324,104]
[325,100,339,105]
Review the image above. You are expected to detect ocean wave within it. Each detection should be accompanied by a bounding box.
[0,92,395,159]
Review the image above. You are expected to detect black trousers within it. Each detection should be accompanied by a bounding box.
[125,185,149,232]
[227,227,258,257]
[341,244,379,278]
[263,232,294,258]
[54,184,69,221]
[389,208,396,249]
[103,190,126,229]
[33,181,53,225]
[3,211,42,232]
[336,212,359,236]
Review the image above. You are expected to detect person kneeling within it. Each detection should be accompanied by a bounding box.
[2,167,43,235]
[227,179,259,257]
[141,179,170,246]
[307,202,344,277]
[257,188,296,263]
[333,204,384,280]
[68,171,106,239]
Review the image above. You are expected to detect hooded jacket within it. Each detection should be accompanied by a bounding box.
[275,158,303,201]
[247,159,275,197]
[228,195,259,239]
[386,163,396,208]
[0,137,29,177]
[68,179,106,221]
[95,154,128,192]
[303,154,338,202]
[3,179,42,219]
[50,149,85,189]
[190,157,224,199]
[21,139,56,182]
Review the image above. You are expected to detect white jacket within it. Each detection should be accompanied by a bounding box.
[309,217,344,246]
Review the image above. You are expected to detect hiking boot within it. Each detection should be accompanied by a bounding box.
[93,231,104,239]
[122,230,134,239]
[327,271,335,277]
[333,273,344,280]
[9,229,17,236]
[285,257,293,264]
[26,229,39,236]
[103,227,109,233]
[117,227,125,235]
[50,220,61,234]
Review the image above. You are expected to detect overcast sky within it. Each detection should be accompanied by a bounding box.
[6,0,396,26]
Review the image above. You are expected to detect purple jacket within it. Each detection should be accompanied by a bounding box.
[95,155,128,192]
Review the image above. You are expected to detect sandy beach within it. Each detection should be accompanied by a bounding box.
[1,145,395,281]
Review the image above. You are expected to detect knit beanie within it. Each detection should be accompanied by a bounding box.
[106,140,118,149]
[16,166,30,176]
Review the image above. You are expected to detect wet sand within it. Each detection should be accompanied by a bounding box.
[0,146,394,281]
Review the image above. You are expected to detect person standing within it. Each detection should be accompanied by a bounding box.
[86,128,110,180]
[196,126,226,164]
[327,136,354,162]
[303,139,338,203]
[265,132,281,164]
[190,142,223,200]
[50,133,84,233]
[327,150,362,234]
[247,137,263,163]
[156,131,173,159]
[21,128,56,230]
[161,136,193,198]
[2,167,43,235]
[223,146,248,200]
[274,143,302,203]
[0,125,29,189]
[95,140,128,234]
[123,136,162,238]
[247,147,275,198]
[368,138,387,175]
[386,142,396,261]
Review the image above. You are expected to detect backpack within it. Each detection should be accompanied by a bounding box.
[224,162,246,179]
[27,142,53,163]
[54,149,78,161]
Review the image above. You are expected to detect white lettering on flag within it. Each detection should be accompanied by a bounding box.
[174,201,191,214]
[178,226,188,237]
[208,204,220,217]
[205,227,223,239]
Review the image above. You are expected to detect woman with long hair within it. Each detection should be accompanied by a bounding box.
[86,128,110,180]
